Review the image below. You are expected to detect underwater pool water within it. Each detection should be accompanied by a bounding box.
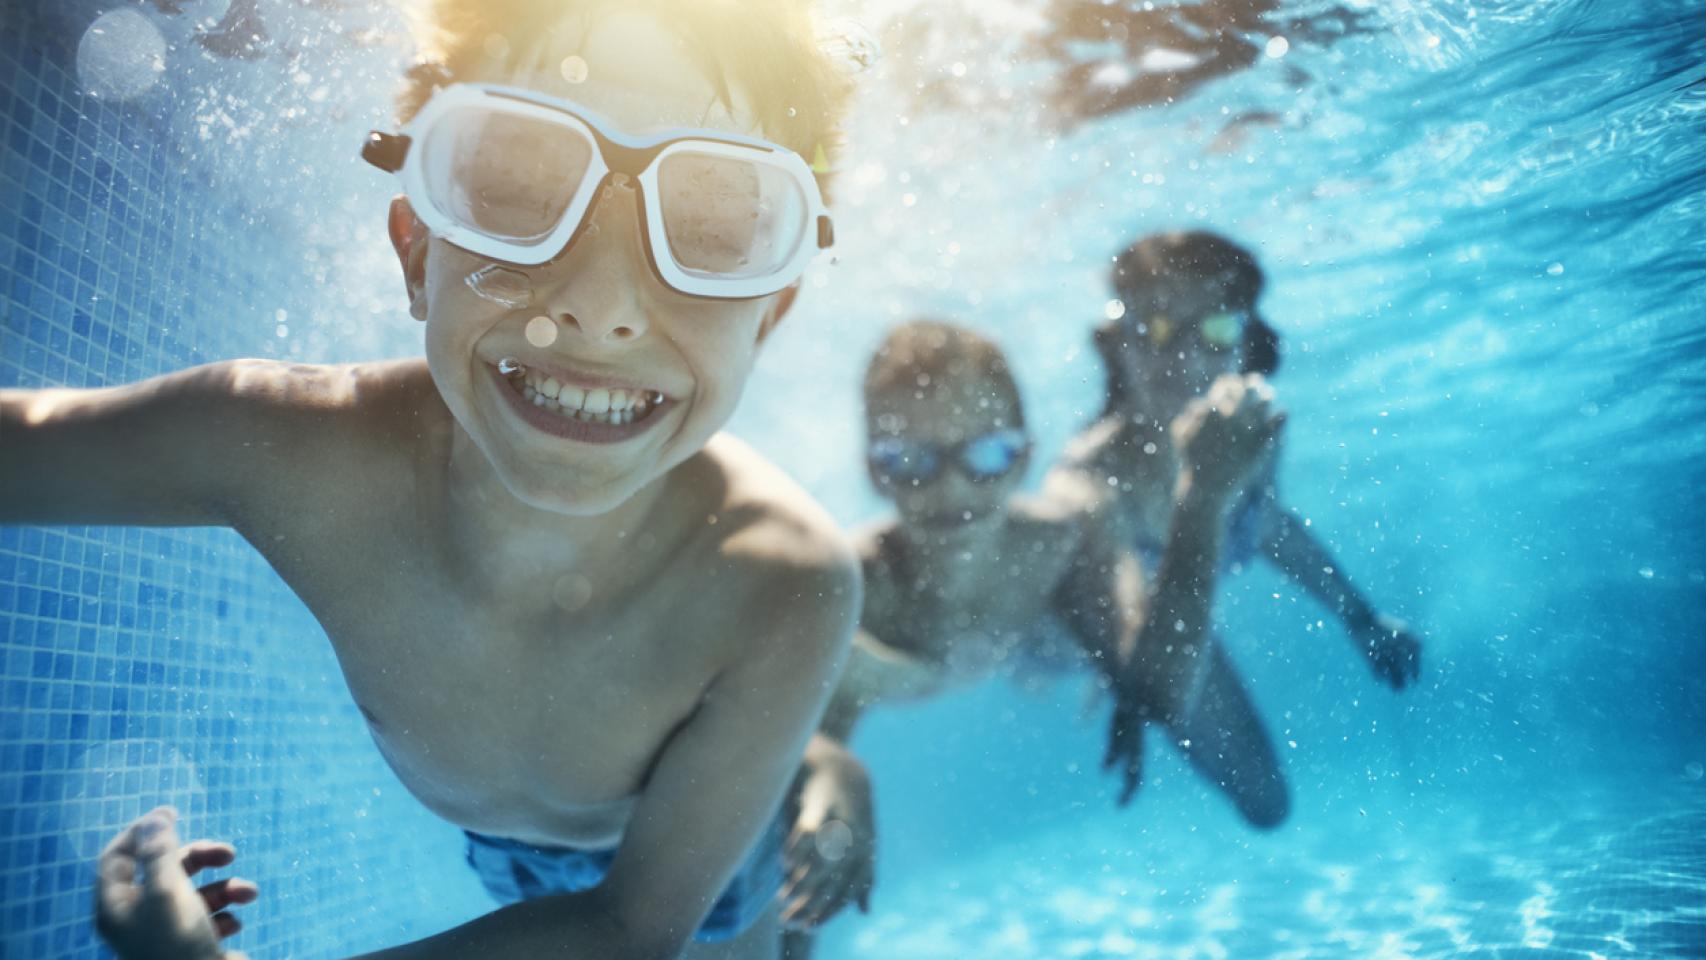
[2,0,1702,957]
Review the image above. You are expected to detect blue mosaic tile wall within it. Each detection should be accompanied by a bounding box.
[0,6,487,957]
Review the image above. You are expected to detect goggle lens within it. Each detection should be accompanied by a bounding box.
[960,429,1028,481]
[423,106,593,246]
[869,429,1027,486]
[659,150,808,281]
[868,438,939,485]
[1198,311,1244,348]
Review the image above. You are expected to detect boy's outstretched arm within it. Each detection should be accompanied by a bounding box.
[0,360,361,528]
[354,553,859,960]
[1260,508,1422,689]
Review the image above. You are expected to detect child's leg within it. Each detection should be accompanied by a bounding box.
[682,903,781,960]
[1170,644,1291,829]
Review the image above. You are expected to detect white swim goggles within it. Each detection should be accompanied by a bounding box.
[362,83,835,300]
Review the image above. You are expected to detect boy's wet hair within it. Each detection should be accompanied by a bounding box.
[1097,230,1282,415]
[397,0,850,191]
[865,320,1025,428]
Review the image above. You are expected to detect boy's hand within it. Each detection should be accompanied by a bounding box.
[781,753,876,929]
[1171,374,1286,505]
[95,807,257,960]
[1352,613,1423,689]
[1102,686,1151,807]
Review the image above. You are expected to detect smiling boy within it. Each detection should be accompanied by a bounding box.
[1,3,858,958]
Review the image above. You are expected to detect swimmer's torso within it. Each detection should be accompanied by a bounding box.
[1047,414,1274,571]
[827,501,1088,736]
[230,362,803,849]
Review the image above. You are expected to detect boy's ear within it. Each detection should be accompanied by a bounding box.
[757,281,801,344]
[388,195,430,321]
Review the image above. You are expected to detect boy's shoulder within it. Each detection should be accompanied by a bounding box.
[205,358,442,526]
[675,433,861,624]
[221,357,449,464]
[223,356,438,425]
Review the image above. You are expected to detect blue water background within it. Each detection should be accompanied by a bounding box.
[0,0,1702,956]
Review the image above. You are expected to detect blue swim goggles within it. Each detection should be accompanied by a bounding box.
[868,428,1030,487]
[363,83,834,300]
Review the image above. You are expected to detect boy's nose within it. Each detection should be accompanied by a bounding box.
[549,307,648,344]
[531,177,653,344]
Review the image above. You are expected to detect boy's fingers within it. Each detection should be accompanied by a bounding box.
[783,826,813,868]
[808,874,850,927]
[131,810,185,889]
[181,841,236,876]
[212,911,242,939]
[96,828,143,924]
[199,877,258,913]
[97,820,143,890]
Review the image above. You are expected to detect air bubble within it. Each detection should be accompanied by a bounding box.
[552,574,594,612]
[77,9,166,101]
[1104,299,1127,321]
[1265,36,1290,59]
[465,264,533,308]
[560,55,589,84]
[525,316,558,347]
[816,19,881,77]
[814,819,853,860]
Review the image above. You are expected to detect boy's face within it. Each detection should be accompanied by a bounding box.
[865,368,1029,533]
[392,10,795,515]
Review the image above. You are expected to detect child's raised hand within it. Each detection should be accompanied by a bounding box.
[1354,613,1424,689]
[1170,373,1287,503]
[95,807,257,960]
[781,752,876,930]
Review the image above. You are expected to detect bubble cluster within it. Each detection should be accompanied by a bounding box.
[77,9,167,101]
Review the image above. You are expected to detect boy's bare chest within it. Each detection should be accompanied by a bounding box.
[258,527,719,846]
[865,529,1078,673]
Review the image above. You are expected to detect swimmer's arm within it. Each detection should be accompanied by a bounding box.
[0,360,352,528]
[1261,508,1422,687]
[352,558,859,960]
[818,630,943,741]
[1057,484,1226,714]
[1260,508,1381,634]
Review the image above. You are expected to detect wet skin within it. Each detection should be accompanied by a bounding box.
[780,372,1120,952]
[2,10,857,960]
[1046,289,1423,830]
[780,359,1270,954]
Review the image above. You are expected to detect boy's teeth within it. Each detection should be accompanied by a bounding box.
[511,369,663,426]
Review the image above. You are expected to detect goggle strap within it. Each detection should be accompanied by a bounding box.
[362,132,410,174]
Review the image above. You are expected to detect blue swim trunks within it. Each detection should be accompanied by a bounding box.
[463,815,785,943]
